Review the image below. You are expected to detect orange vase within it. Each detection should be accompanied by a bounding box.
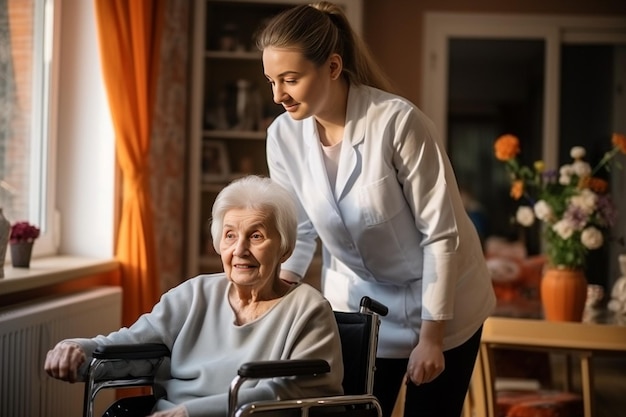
[540,267,588,322]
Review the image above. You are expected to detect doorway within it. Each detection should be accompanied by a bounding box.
[422,13,626,288]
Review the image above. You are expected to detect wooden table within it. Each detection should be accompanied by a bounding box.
[469,310,626,417]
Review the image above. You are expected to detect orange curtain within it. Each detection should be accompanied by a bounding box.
[94,0,165,326]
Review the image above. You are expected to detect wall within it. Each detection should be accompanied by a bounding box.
[362,0,626,106]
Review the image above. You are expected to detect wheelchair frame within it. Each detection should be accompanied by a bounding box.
[82,296,388,417]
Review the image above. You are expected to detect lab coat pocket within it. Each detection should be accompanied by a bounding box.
[359,175,404,226]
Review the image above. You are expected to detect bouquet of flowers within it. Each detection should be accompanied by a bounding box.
[494,133,626,269]
[10,221,40,243]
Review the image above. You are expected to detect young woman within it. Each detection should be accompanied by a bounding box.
[257,3,496,417]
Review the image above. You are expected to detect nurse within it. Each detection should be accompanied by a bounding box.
[257,2,496,417]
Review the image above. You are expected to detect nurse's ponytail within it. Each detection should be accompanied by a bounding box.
[255,1,394,92]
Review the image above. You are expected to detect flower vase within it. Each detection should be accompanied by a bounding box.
[10,241,34,268]
[540,267,588,321]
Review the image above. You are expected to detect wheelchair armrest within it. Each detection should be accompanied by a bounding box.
[93,343,171,360]
[84,344,170,417]
[229,359,332,417]
[87,343,170,383]
[238,359,330,379]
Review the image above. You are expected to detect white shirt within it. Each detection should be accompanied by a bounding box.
[321,141,342,193]
[266,84,496,357]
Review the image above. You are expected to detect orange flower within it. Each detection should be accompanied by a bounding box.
[494,132,623,270]
[510,180,524,200]
[612,133,626,154]
[581,177,609,194]
[494,134,520,161]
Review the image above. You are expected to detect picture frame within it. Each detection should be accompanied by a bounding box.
[202,141,230,182]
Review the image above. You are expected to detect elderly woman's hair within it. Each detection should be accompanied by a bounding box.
[255,1,393,92]
[210,175,297,255]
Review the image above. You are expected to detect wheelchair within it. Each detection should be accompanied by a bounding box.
[83,296,389,417]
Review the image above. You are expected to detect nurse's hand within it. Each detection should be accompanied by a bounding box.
[405,320,445,385]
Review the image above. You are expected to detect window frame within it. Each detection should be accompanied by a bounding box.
[33,0,61,257]
[3,0,61,260]
[1,0,117,295]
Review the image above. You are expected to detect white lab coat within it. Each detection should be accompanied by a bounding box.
[267,84,496,357]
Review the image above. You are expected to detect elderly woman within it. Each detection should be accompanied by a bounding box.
[44,175,344,417]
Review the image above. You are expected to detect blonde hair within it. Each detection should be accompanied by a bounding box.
[256,1,393,92]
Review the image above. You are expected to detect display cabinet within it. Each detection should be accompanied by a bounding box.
[188,0,362,277]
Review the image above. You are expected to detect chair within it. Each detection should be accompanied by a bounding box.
[82,296,388,417]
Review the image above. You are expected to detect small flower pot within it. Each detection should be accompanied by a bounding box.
[10,241,34,268]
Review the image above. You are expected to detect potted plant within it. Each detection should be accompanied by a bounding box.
[10,221,40,268]
[494,132,626,321]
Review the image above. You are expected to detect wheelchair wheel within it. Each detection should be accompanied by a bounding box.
[102,395,156,417]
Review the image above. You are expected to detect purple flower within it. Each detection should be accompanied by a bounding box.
[10,221,40,243]
[596,195,618,227]
[542,169,558,183]
[563,206,589,230]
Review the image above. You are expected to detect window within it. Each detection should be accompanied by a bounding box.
[1,0,59,258]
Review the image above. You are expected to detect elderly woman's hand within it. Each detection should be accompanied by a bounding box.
[148,405,189,417]
[44,341,86,383]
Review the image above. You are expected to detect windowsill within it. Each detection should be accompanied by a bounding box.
[0,256,119,295]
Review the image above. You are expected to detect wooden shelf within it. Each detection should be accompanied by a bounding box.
[187,0,362,278]
[198,254,223,274]
[205,50,261,60]
[203,130,266,140]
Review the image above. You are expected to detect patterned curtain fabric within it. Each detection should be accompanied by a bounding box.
[94,0,165,326]
[0,0,15,209]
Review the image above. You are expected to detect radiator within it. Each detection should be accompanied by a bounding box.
[0,286,122,417]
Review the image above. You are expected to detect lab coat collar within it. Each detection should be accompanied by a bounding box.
[336,84,367,200]
[303,85,367,203]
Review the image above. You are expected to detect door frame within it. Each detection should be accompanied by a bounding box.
[421,12,626,170]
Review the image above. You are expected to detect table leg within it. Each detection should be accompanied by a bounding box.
[579,353,593,417]
[563,354,572,392]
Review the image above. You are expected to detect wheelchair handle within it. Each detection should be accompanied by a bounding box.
[360,296,388,316]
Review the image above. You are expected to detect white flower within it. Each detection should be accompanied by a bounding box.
[572,160,592,178]
[570,188,598,215]
[516,206,535,227]
[581,226,603,250]
[533,200,553,222]
[559,164,574,185]
[552,219,575,239]
[570,146,586,160]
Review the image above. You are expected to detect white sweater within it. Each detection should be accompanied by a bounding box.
[69,275,344,417]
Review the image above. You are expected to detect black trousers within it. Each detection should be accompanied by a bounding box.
[373,326,482,417]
